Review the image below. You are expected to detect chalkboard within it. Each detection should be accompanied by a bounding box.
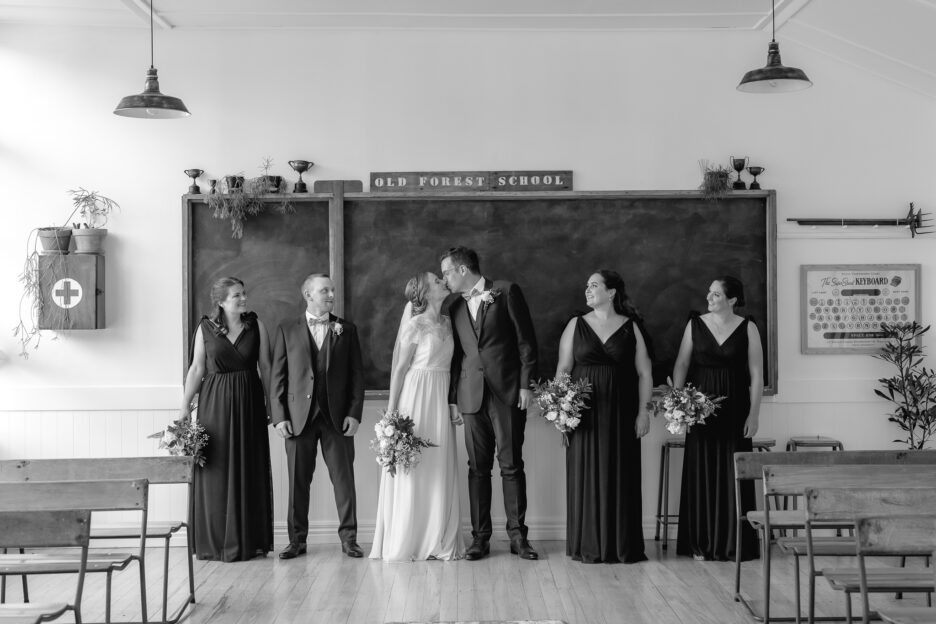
[183,190,777,394]
[344,192,776,393]
[183,197,330,370]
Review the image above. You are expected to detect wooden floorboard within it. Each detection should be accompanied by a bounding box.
[4,541,935,624]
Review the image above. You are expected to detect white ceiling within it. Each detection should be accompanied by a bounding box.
[2,0,935,98]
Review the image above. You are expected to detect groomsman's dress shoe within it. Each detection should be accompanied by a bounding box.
[279,543,307,559]
[341,541,364,558]
[510,538,539,560]
[465,538,490,561]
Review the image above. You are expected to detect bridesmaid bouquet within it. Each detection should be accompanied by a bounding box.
[148,407,209,467]
[369,409,436,477]
[648,382,724,435]
[530,372,593,446]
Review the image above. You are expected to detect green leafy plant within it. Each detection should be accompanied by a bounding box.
[873,322,936,449]
[67,188,120,229]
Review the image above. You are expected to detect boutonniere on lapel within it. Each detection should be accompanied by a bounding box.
[481,288,502,308]
[330,321,343,336]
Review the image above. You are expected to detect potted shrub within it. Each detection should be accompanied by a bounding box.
[68,188,120,254]
[37,226,73,253]
[258,156,283,193]
[873,322,936,449]
[698,159,732,201]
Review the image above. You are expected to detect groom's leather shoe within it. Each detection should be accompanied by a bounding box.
[279,543,307,559]
[341,541,364,558]
[465,538,490,561]
[510,538,539,560]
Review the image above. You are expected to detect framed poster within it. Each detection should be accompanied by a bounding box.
[801,264,921,354]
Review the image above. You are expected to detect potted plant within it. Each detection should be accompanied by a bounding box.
[258,156,283,193]
[37,227,72,253]
[873,322,936,449]
[67,188,120,254]
[208,172,293,239]
[698,159,732,201]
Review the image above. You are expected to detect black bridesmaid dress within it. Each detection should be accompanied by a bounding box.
[676,311,759,562]
[191,313,274,562]
[566,316,648,564]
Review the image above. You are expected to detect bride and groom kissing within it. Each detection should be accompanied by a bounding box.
[370,246,539,561]
[272,247,538,563]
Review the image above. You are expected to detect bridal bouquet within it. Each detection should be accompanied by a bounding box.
[148,407,209,467]
[370,409,436,477]
[531,372,593,446]
[648,382,724,435]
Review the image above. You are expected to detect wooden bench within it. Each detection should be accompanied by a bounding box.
[0,457,195,623]
[733,449,936,622]
[804,486,936,624]
[852,515,936,624]
[0,479,149,624]
[0,509,91,624]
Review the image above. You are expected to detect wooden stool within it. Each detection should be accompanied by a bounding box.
[785,435,844,451]
[654,436,774,550]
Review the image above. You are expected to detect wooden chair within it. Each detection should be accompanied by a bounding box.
[878,548,936,624]
[805,486,936,624]
[0,479,149,624]
[852,514,936,624]
[0,457,195,623]
[733,449,936,622]
[0,509,91,624]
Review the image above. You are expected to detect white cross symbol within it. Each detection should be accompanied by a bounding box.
[51,278,83,309]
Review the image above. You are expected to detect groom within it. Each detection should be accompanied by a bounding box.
[441,247,539,560]
[270,273,365,560]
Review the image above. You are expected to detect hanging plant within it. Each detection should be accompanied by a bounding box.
[698,159,732,201]
[873,322,936,449]
[207,175,293,239]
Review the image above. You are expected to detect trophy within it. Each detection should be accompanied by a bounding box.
[184,169,204,194]
[747,166,764,190]
[729,156,747,190]
[288,160,314,193]
[208,179,218,195]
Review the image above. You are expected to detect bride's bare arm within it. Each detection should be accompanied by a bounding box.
[387,341,417,412]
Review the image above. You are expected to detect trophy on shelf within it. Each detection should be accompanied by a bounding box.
[747,166,764,190]
[729,156,748,190]
[184,169,204,194]
[288,160,314,193]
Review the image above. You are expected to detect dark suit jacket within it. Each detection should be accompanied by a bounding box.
[269,314,365,435]
[446,279,538,414]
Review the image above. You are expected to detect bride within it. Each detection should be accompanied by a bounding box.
[369,272,466,561]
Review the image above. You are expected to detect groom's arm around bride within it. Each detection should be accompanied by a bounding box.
[440,246,538,561]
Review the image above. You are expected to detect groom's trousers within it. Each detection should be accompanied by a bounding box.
[463,387,528,542]
[284,414,358,545]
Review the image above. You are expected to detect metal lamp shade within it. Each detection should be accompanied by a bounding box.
[114,67,190,119]
[738,41,812,93]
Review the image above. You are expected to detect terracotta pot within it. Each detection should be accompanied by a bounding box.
[37,227,72,253]
[72,228,107,254]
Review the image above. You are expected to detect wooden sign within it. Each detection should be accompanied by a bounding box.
[370,170,573,192]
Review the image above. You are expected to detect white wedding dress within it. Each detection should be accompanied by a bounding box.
[369,314,466,561]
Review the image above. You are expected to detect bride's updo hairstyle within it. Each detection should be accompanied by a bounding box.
[405,273,430,316]
[716,275,746,308]
[208,276,245,330]
[597,269,644,323]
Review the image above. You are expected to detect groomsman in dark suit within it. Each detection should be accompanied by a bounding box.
[270,273,365,559]
[441,247,539,560]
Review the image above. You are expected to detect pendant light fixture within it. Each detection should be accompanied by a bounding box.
[114,0,190,118]
[737,0,812,93]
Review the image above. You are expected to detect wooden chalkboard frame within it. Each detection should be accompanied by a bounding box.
[183,189,778,396]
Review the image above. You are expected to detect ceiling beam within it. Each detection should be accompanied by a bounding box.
[119,0,173,29]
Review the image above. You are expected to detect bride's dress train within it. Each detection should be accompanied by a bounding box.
[369,315,465,561]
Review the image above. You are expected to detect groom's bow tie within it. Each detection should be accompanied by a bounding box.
[307,317,329,327]
[462,288,481,301]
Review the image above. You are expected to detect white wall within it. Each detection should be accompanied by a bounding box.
[1,25,935,541]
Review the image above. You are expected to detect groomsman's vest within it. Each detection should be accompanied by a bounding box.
[308,333,331,423]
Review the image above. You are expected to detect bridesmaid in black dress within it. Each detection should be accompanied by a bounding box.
[673,276,763,562]
[556,270,652,563]
[181,277,274,561]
